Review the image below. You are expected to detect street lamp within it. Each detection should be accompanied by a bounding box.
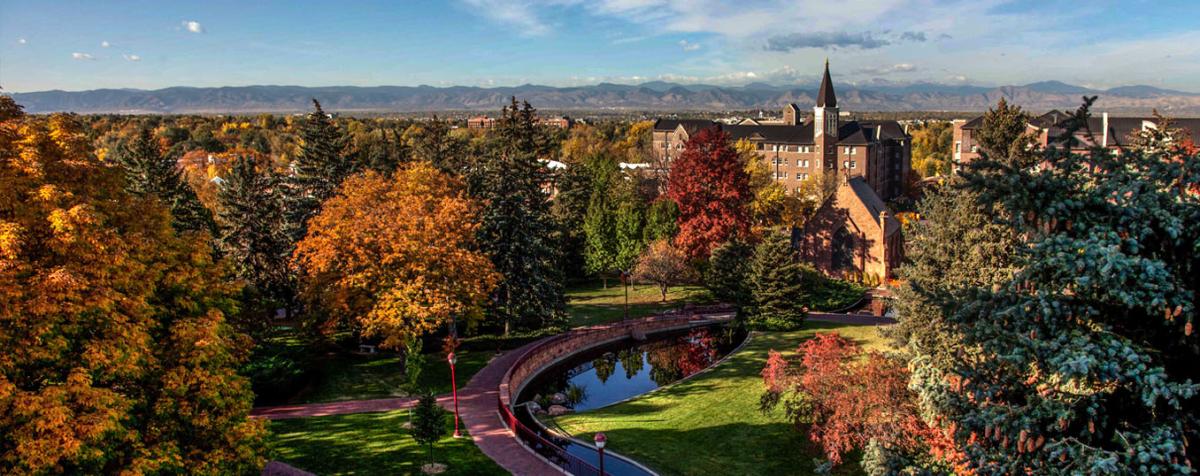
[594,432,607,476]
[621,270,630,321]
[448,352,461,438]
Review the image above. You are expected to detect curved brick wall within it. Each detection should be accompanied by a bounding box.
[499,305,734,412]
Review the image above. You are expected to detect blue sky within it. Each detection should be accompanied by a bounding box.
[2,0,1199,92]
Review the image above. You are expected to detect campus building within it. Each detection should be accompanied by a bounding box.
[651,61,912,202]
[650,62,910,280]
[952,110,1200,169]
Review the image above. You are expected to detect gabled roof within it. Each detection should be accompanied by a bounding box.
[653,118,716,133]
[816,59,837,108]
[723,122,816,144]
[844,176,901,237]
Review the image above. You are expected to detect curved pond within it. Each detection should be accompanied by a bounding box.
[514,324,746,476]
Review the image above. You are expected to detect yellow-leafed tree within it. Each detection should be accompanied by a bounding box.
[0,99,266,475]
[293,162,499,349]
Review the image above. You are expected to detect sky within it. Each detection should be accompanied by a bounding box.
[2,0,1199,93]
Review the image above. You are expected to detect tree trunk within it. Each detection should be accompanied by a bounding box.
[602,275,607,289]
[660,285,668,302]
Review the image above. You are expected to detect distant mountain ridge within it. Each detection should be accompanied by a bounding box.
[8,80,1200,115]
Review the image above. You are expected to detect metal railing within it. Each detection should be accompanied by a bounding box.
[498,391,605,476]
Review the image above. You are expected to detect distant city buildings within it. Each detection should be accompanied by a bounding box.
[952,110,1200,170]
[468,114,573,130]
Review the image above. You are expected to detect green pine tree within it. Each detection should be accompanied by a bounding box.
[409,393,447,466]
[705,239,755,318]
[748,233,811,330]
[285,99,354,242]
[469,98,566,334]
[216,156,295,336]
[898,97,1200,473]
[112,127,215,234]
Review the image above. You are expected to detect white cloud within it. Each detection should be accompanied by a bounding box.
[678,39,700,51]
[17,38,27,45]
[856,63,918,75]
[123,54,141,62]
[71,52,95,60]
[101,40,111,48]
[458,0,552,36]
[183,20,204,33]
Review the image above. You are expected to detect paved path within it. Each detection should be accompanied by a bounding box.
[456,338,565,475]
[809,311,896,325]
[252,395,425,420]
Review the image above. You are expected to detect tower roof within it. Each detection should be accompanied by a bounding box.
[816,59,837,108]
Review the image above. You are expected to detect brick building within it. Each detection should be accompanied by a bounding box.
[467,114,573,130]
[651,61,912,202]
[953,110,1200,170]
[794,176,903,281]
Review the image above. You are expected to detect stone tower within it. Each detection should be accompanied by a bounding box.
[813,59,839,170]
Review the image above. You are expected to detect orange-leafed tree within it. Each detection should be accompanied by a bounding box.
[666,127,752,259]
[0,99,267,475]
[293,162,499,349]
[761,332,965,473]
[633,239,695,301]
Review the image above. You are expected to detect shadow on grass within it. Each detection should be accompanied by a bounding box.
[269,411,504,476]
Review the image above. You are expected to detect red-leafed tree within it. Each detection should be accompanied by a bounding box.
[666,127,752,259]
[761,333,965,473]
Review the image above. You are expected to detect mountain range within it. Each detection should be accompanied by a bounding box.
[8,80,1200,115]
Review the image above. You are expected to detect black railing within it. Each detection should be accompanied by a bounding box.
[498,398,605,476]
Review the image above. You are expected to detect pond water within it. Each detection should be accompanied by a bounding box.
[513,324,746,476]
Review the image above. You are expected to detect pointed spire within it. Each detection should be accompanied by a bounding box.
[817,59,837,108]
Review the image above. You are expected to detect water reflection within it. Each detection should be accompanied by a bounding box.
[521,326,744,413]
[513,325,745,476]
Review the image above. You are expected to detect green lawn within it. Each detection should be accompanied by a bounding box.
[565,279,713,328]
[550,321,890,476]
[296,349,496,404]
[269,411,505,475]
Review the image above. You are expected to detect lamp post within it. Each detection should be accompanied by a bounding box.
[621,270,630,321]
[594,432,607,476]
[448,352,461,438]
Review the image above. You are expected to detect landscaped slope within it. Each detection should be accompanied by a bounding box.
[551,321,888,476]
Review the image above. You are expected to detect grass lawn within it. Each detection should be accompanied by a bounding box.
[269,411,505,476]
[550,321,890,476]
[565,279,713,328]
[296,349,496,404]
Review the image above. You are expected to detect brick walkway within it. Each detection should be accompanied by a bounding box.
[457,338,565,475]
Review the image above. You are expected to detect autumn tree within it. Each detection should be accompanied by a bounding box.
[667,127,752,259]
[737,138,789,228]
[111,127,216,234]
[285,99,355,242]
[216,155,294,334]
[293,162,499,349]
[898,98,1200,472]
[468,98,566,333]
[909,121,954,177]
[633,239,695,301]
[761,333,961,472]
[0,105,266,474]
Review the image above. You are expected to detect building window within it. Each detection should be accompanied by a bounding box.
[773,157,784,165]
[971,145,979,153]
[851,160,858,169]
[797,159,810,168]
[955,142,961,153]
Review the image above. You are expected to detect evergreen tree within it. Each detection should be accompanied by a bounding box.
[974,97,1037,169]
[705,239,755,316]
[216,156,294,335]
[409,117,467,175]
[285,99,354,242]
[112,127,215,234]
[582,154,620,286]
[898,98,1200,472]
[409,393,447,466]
[469,98,566,333]
[550,151,597,281]
[748,233,811,330]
